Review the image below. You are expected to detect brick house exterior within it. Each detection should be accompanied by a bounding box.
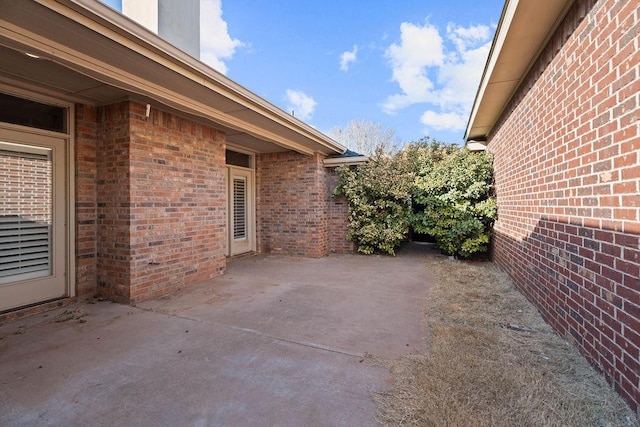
[466,0,639,412]
[255,152,356,256]
[0,1,359,320]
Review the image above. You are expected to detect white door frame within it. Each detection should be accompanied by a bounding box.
[227,165,255,256]
[0,87,74,312]
[0,126,73,311]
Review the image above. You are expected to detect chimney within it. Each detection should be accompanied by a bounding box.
[122,0,200,59]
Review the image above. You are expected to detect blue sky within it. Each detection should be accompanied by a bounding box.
[100,0,504,145]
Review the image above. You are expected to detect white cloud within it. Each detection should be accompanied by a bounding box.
[382,21,493,133]
[285,89,317,121]
[420,110,467,131]
[382,22,444,112]
[200,0,244,74]
[447,23,491,53]
[340,45,358,72]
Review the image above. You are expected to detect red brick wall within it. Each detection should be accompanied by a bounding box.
[326,168,356,253]
[256,151,330,257]
[488,0,639,411]
[96,102,133,301]
[96,101,227,303]
[75,104,98,297]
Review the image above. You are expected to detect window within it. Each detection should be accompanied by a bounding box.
[233,178,247,240]
[226,149,252,168]
[0,144,53,284]
[0,93,67,133]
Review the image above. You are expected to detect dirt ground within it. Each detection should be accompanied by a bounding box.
[369,246,639,426]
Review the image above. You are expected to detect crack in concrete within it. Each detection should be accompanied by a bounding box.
[138,307,364,359]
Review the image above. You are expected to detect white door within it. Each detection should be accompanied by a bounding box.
[228,167,254,256]
[0,128,68,311]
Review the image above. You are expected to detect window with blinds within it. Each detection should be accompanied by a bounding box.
[233,178,247,240]
[0,147,52,284]
[0,216,51,281]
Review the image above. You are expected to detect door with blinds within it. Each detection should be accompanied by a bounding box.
[228,167,254,256]
[0,129,68,311]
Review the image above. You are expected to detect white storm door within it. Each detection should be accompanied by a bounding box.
[228,167,254,256]
[0,130,68,312]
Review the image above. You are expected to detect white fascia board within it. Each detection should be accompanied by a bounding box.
[323,156,369,167]
[464,0,519,141]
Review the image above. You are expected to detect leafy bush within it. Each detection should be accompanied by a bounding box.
[335,139,496,258]
[410,142,497,258]
[334,147,413,255]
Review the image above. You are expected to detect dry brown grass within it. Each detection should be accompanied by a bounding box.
[371,250,639,426]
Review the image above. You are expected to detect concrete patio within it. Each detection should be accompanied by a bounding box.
[0,245,433,426]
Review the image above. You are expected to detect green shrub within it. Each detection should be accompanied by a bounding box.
[335,139,496,258]
[410,143,497,258]
[334,147,413,255]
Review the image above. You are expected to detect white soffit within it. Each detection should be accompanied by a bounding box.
[465,0,575,142]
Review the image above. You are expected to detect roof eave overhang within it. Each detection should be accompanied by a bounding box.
[0,0,345,156]
[464,0,575,144]
[323,155,369,167]
[466,142,488,152]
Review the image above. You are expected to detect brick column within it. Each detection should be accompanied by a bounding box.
[256,151,330,257]
[96,101,227,303]
[75,104,98,297]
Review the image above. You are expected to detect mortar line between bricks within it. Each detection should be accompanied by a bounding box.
[139,307,364,359]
